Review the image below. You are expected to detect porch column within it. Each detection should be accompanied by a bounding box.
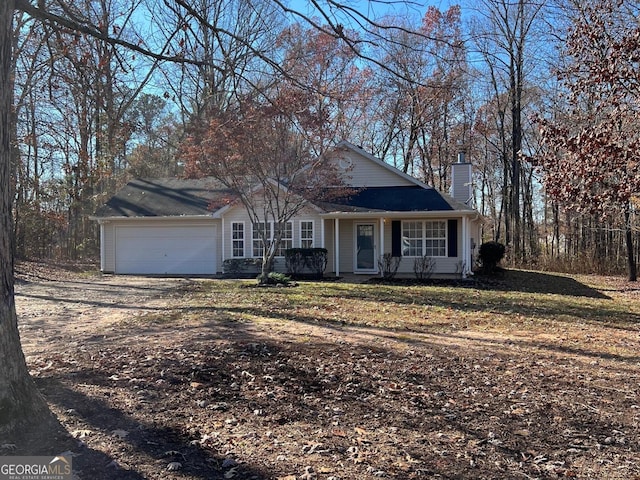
[461,216,469,278]
[320,218,325,249]
[99,222,106,272]
[379,217,385,276]
[334,218,340,277]
[221,217,225,261]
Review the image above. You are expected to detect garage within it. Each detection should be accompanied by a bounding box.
[114,224,217,275]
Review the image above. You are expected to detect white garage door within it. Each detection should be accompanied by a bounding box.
[115,224,216,275]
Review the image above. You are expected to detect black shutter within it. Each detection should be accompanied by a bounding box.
[448,219,458,257]
[391,220,402,257]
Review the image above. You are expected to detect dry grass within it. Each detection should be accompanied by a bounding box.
[15,267,640,479]
[187,270,640,353]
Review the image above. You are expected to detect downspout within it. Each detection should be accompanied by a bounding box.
[99,221,105,272]
[379,217,385,277]
[462,216,469,278]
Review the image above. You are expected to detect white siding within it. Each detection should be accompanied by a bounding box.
[102,222,116,273]
[323,219,357,275]
[377,217,468,278]
[334,150,415,187]
[221,203,325,268]
[339,219,355,274]
[324,219,335,273]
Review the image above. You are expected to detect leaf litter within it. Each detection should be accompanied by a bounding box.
[12,263,640,479]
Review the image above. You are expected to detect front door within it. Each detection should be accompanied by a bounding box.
[355,223,377,273]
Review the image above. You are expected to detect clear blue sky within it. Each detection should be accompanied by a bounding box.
[283,1,460,25]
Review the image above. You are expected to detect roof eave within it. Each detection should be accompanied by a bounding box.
[320,209,480,219]
[90,214,216,223]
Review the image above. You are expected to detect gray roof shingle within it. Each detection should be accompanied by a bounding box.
[318,186,470,213]
[95,179,473,219]
[94,177,236,218]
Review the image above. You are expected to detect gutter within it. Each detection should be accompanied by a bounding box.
[319,210,479,220]
[89,214,216,224]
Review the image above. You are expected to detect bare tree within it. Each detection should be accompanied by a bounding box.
[470,0,547,261]
[366,6,469,188]
[2,0,433,436]
[124,93,182,178]
[533,0,640,281]
[0,0,58,438]
[151,0,284,123]
[181,92,352,283]
[276,22,371,152]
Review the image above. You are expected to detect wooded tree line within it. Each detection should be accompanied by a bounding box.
[9,0,639,278]
[2,0,640,439]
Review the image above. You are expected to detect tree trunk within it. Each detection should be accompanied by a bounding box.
[0,0,53,436]
[259,238,280,284]
[625,209,637,282]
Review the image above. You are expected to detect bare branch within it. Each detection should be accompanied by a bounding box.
[15,0,205,65]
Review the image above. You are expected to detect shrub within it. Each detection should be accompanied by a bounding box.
[306,248,328,278]
[284,248,328,279]
[264,272,292,286]
[378,253,401,279]
[222,258,262,277]
[285,249,306,277]
[414,255,435,280]
[478,241,506,274]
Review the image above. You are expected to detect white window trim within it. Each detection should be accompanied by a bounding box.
[252,221,293,258]
[401,220,448,258]
[252,222,271,258]
[299,220,314,248]
[231,221,245,258]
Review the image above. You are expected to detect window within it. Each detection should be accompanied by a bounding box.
[252,222,271,257]
[402,221,423,257]
[300,221,314,248]
[425,221,447,257]
[275,222,293,256]
[252,221,293,257]
[402,220,446,257]
[231,222,245,257]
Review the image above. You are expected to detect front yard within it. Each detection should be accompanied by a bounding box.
[12,266,640,479]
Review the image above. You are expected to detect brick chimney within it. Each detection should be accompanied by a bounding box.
[450,151,472,206]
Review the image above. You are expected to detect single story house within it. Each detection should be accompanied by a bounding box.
[92,141,482,278]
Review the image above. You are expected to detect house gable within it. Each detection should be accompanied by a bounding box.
[331,141,422,188]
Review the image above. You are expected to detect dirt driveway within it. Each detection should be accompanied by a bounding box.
[10,263,640,480]
[15,267,192,359]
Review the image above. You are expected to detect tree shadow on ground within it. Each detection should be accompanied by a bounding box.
[32,375,269,480]
[475,269,611,298]
[35,317,640,480]
[280,280,638,329]
[365,269,611,299]
[6,420,146,480]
